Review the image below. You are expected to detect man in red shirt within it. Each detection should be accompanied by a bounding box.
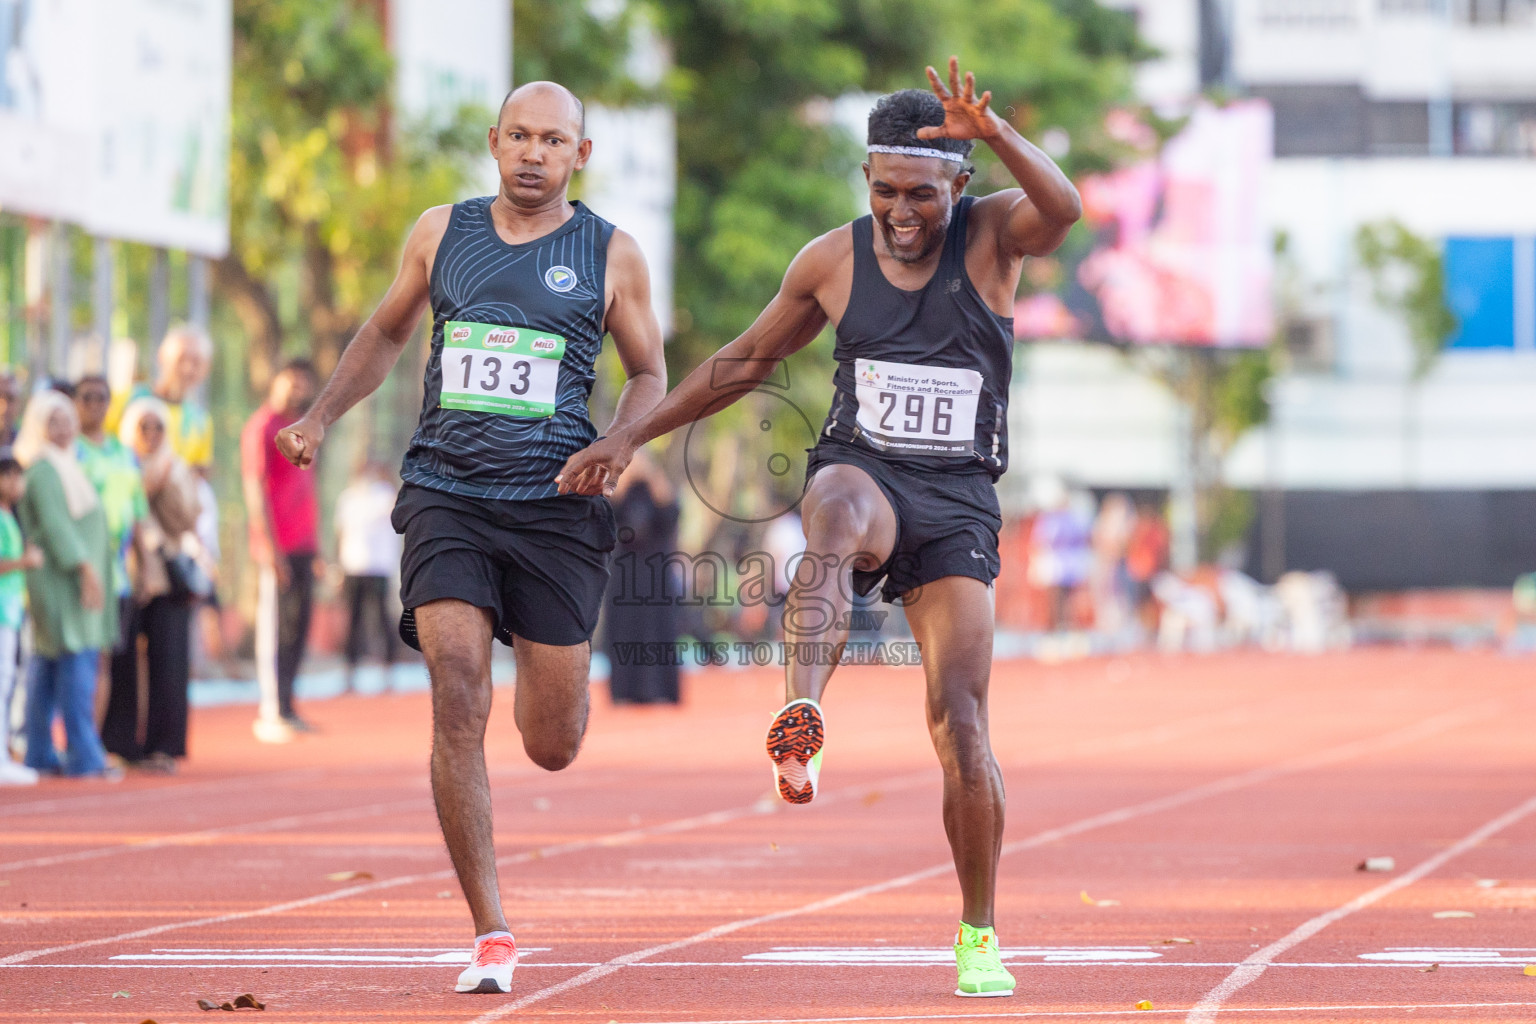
[241,361,320,743]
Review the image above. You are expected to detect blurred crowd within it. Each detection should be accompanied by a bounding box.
[1002,479,1351,656]
[0,326,408,786]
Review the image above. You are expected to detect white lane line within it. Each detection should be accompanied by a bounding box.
[466,704,1494,1024]
[0,767,326,818]
[0,797,428,873]
[513,1002,1536,1024]
[7,960,1536,972]
[1186,790,1536,1023]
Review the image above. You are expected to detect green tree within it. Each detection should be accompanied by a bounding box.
[217,0,482,388]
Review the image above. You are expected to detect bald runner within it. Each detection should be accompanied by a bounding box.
[276,81,667,995]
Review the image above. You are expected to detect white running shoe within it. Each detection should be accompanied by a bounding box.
[456,934,517,993]
[252,717,296,744]
[0,759,39,786]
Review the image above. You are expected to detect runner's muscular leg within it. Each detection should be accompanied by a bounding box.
[903,575,1004,929]
[785,464,897,703]
[510,636,590,771]
[415,598,507,936]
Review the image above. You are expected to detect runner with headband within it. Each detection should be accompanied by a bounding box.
[557,57,1081,998]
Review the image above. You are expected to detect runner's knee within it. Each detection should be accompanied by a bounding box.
[523,727,582,772]
[804,494,878,556]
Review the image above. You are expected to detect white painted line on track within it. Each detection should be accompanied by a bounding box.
[0,766,327,818]
[1185,790,1536,1023]
[466,703,1496,1024]
[0,797,428,872]
[0,781,795,966]
[559,1002,1536,1024]
[8,959,1536,971]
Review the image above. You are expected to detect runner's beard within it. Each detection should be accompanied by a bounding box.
[879,209,950,265]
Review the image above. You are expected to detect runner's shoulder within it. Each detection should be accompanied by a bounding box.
[411,204,455,247]
[784,223,854,293]
[604,227,649,279]
[968,187,1029,227]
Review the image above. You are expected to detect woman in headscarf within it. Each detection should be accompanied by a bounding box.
[103,396,202,772]
[15,389,116,778]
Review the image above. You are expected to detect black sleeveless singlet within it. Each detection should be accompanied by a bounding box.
[819,195,1014,478]
[400,197,615,501]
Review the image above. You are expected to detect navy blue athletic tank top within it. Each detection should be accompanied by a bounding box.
[820,195,1014,477]
[401,197,615,501]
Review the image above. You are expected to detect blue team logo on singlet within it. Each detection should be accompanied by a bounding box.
[544,265,578,293]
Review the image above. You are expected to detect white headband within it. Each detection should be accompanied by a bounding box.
[867,144,966,163]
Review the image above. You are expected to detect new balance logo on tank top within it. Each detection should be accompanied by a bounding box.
[821,195,1014,477]
[402,197,614,501]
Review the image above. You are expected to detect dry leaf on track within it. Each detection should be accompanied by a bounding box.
[324,870,373,882]
[1432,910,1475,918]
[1135,999,1154,1010]
[1419,963,1439,972]
[233,993,266,1009]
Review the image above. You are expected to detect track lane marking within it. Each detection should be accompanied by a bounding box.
[0,699,1276,964]
[1185,789,1536,1023]
[467,703,1496,1023]
[544,1004,1536,1023]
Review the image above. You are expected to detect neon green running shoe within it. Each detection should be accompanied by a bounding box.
[954,921,1016,997]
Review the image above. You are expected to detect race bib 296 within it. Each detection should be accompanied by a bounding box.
[440,321,565,418]
[853,359,982,457]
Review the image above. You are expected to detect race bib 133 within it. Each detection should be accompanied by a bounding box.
[440,322,565,418]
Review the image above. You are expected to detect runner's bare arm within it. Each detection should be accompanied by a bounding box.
[918,57,1081,258]
[555,232,836,496]
[275,206,450,468]
[560,231,668,496]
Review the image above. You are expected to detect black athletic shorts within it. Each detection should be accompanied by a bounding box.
[391,484,617,649]
[805,440,1003,604]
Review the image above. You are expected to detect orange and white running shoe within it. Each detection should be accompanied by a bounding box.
[456,933,517,993]
[766,697,825,804]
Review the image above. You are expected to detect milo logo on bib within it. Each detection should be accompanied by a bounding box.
[440,320,566,418]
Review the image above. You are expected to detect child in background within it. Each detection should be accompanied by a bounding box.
[0,455,44,785]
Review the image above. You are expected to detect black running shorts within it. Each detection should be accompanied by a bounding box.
[804,440,1003,604]
[391,484,617,649]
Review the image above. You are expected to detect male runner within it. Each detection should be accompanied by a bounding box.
[274,81,666,995]
[557,58,1080,998]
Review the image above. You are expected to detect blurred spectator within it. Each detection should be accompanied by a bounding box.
[191,473,224,677]
[241,361,319,743]
[334,462,401,692]
[102,398,203,773]
[73,375,148,736]
[1125,500,1170,632]
[15,390,117,779]
[1089,492,1134,637]
[108,325,214,472]
[1028,478,1093,632]
[601,450,681,705]
[0,371,19,446]
[0,455,43,785]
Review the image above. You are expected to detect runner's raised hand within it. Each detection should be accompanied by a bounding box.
[916,56,998,143]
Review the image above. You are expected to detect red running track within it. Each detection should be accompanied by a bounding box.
[3,650,1536,1023]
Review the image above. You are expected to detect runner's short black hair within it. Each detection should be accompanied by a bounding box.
[867,89,974,164]
[0,455,19,476]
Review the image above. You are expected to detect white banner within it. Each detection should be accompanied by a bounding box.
[581,104,676,337]
[0,0,231,255]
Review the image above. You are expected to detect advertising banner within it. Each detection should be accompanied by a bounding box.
[1016,100,1274,348]
[0,0,231,255]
